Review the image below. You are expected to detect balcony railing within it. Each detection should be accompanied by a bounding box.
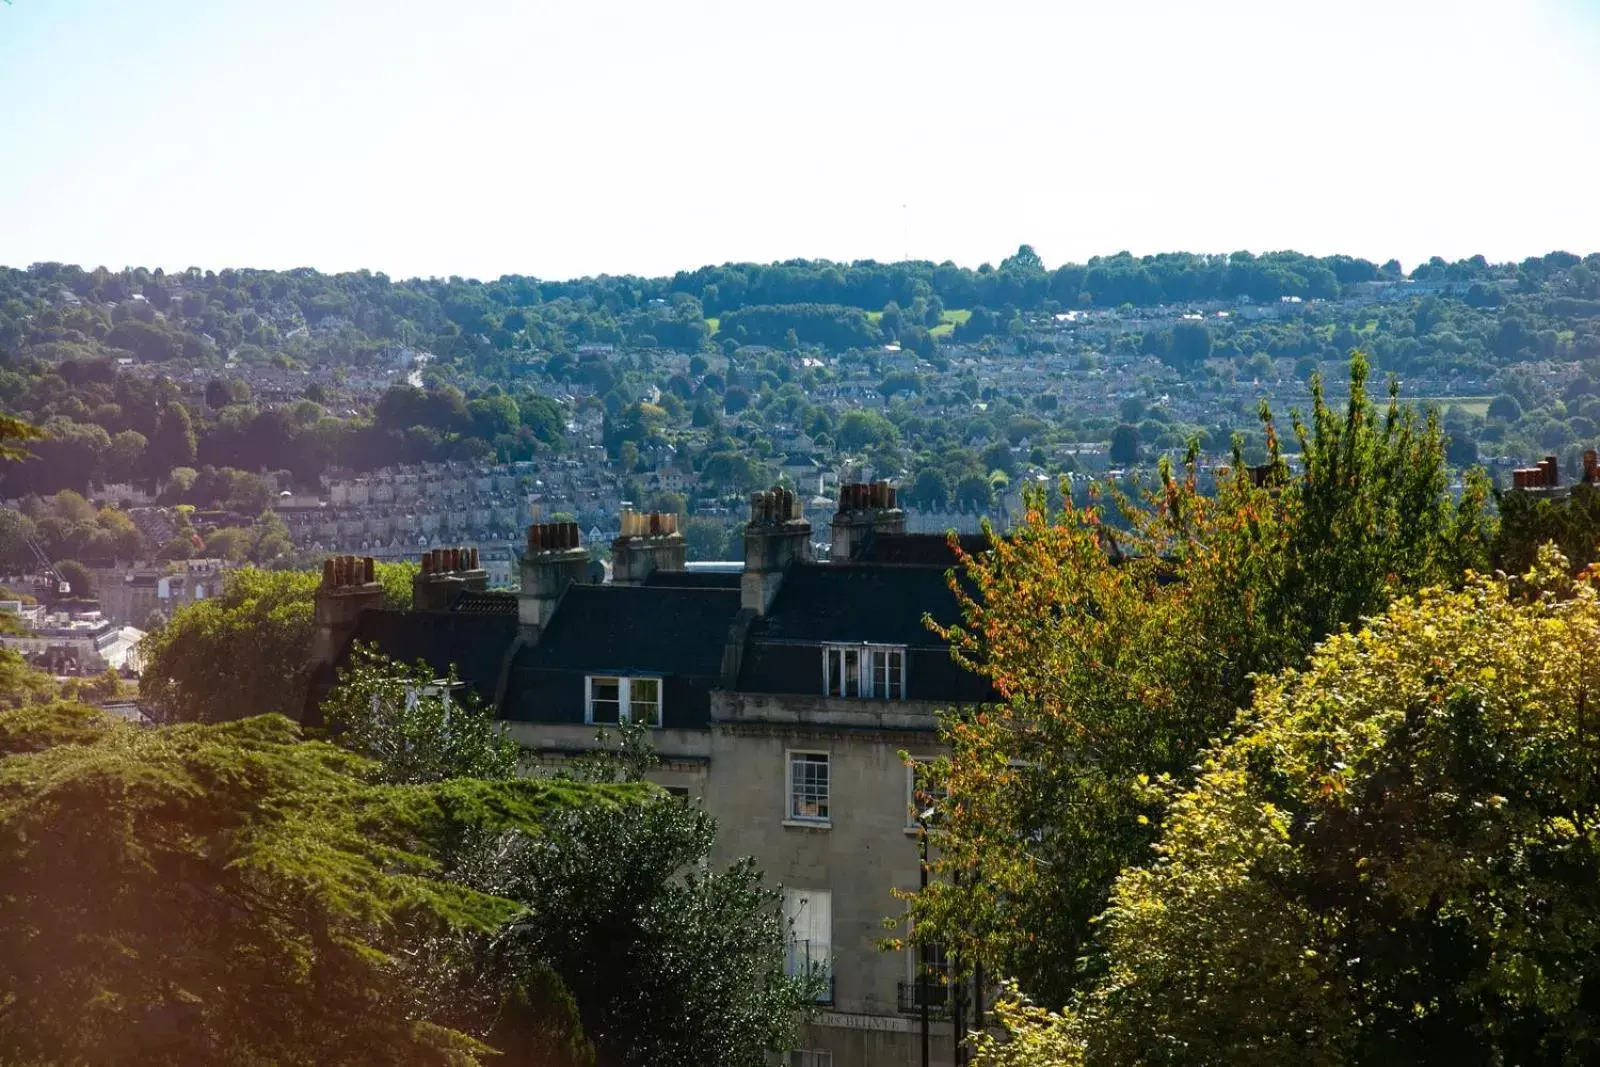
[898,978,950,1016]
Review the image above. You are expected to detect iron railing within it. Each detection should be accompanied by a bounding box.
[898,978,950,1015]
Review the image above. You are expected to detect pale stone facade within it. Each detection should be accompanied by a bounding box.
[311,487,991,1067]
[704,693,954,1064]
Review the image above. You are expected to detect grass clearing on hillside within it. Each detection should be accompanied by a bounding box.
[930,308,971,339]
[704,317,719,336]
[1429,396,1492,417]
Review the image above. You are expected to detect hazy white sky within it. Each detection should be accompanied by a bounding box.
[2,0,1598,280]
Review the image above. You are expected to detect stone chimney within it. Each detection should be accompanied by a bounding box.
[519,521,588,640]
[412,546,488,612]
[311,555,383,668]
[742,485,811,614]
[829,480,906,562]
[611,510,686,586]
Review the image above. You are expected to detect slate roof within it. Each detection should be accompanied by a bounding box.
[513,584,741,677]
[854,531,988,566]
[746,563,962,648]
[452,590,520,615]
[342,609,518,706]
[643,569,742,590]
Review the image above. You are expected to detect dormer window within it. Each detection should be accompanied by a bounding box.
[822,644,906,700]
[585,675,661,726]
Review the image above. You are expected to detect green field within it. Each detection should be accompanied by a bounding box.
[1430,396,1492,417]
[704,316,719,336]
[929,308,971,339]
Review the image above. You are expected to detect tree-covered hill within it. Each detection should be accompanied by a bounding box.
[2,248,1599,521]
[5,249,1594,378]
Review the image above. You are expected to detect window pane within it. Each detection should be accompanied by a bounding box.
[888,649,903,699]
[590,677,621,724]
[824,648,842,697]
[843,649,860,698]
[629,677,660,725]
[789,753,830,821]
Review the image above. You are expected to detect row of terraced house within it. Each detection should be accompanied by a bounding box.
[303,481,992,1066]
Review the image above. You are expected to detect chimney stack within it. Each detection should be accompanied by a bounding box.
[311,555,383,668]
[742,485,811,614]
[519,521,589,640]
[611,510,686,586]
[829,480,906,562]
[1513,455,1562,490]
[413,545,488,611]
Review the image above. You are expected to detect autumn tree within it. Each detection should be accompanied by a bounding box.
[913,356,1491,1006]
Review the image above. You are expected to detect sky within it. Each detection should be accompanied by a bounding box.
[2,0,1599,281]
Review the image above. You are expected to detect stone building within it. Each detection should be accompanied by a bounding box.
[306,484,995,1067]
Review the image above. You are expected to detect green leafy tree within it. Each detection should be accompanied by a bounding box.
[1073,554,1600,1065]
[955,471,995,510]
[1108,423,1140,465]
[322,644,519,786]
[0,702,635,1067]
[906,468,951,510]
[140,563,415,723]
[483,727,819,1067]
[682,516,729,561]
[1487,393,1523,421]
[322,650,816,1067]
[914,357,1492,1007]
[1493,481,1600,575]
[54,559,94,599]
[0,649,57,709]
[140,567,319,723]
[1167,319,1213,369]
[0,508,36,571]
[151,402,197,472]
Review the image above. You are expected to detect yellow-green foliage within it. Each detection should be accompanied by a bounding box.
[140,561,417,723]
[1076,550,1600,1064]
[913,357,1491,1007]
[0,647,57,710]
[970,991,1085,1067]
[0,705,643,1066]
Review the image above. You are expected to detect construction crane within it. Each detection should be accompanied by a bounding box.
[23,533,69,595]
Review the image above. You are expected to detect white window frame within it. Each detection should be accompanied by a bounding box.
[782,887,834,1003]
[584,674,662,727]
[821,642,907,700]
[785,749,831,827]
